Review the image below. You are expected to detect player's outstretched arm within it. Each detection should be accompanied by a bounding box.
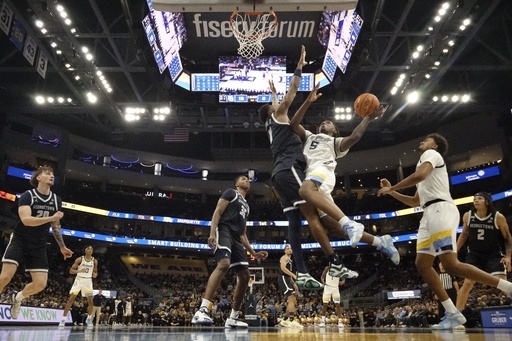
[290,83,322,142]
[275,45,306,120]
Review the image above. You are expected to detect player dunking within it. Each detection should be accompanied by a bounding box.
[0,165,73,319]
[289,83,400,267]
[258,46,356,288]
[378,133,512,330]
[59,245,98,327]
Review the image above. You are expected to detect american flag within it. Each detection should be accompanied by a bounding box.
[163,127,189,142]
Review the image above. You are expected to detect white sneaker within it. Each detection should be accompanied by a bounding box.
[10,292,21,319]
[338,319,344,327]
[377,235,400,265]
[277,319,290,328]
[342,220,364,247]
[58,319,66,327]
[85,316,93,327]
[328,263,359,279]
[192,308,213,326]
[288,319,304,329]
[431,311,466,330]
[225,316,248,328]
[296,273,323,290]
[317,320,326,327]
[453,324,466,331]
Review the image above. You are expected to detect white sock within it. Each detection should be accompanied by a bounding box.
[15,291,25,302]
[441,299,457,314]
[230,309,238,319]
[372,237,382,247]
[339,216,350,226]
[200,299,212,311]
[497,279,512,293]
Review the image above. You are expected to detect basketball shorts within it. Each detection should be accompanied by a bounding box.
[304,164,336,199]
[69,277,94,297]
[272,165,306,213]
[322,285,341,303]
[277,275,295,297]
[1,235,49,272]
[215,228,248,271]
[416,201,459,256]
[466,252,507,276]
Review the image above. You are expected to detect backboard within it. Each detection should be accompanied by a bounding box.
[152,0,358,13]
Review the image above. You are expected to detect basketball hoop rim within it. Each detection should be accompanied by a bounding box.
[229,10,278,40]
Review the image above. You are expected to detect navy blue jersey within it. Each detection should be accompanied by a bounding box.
[280,255,294,277]
[265,114,306,177]
[14,189,62,245]
[218,188,249,236]
[467,210,504,255]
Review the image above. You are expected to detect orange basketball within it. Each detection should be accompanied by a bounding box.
[354,93,380,118]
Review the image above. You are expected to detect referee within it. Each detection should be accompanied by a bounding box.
[437,263,459,318]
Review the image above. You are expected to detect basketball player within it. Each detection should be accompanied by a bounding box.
[455,192,512,316]
[0,165,73,319]
[318,265,353,327]
[377,133,512,330]
[59,245,98,327]
[192,175,268,328]
[258,46,356,286]
[289,84,400,266]
[276,245,303,329]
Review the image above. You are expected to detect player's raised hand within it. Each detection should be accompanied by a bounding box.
[297,45,306,68]
[268,80,277,94]
[367,104,386,120]
[306,83,322,103]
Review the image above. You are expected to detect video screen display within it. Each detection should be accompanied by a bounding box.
[142,0,187,75]
[218,55,287,103]
[450,165,500,185]
[319,10,363,80]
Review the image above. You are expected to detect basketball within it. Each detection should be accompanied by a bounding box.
[354,93,380,118]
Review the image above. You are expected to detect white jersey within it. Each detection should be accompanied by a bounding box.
[76,256,95,279]
[303,131,348,174]
[416,149,453,207]
[324,272,340,288]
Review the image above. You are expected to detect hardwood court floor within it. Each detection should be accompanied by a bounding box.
[0,325,511,341]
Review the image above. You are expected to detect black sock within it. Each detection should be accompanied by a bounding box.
[328,253,342,265]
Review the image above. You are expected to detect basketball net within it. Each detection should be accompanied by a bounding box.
[230,11,278,59]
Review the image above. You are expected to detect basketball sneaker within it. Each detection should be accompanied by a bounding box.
[58,319,66,327]
[377,235,400,265]
[342,220,364,247]
[225,316,248,329]
[328,263,358,279]
[338,319,344,328]
[85,316,93,327]
[431,311,466,330]
[192,308,213,326]
[288,319,304,329]
[296,273,323,290]
[277,319,290,328]
[10,292,21,319]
